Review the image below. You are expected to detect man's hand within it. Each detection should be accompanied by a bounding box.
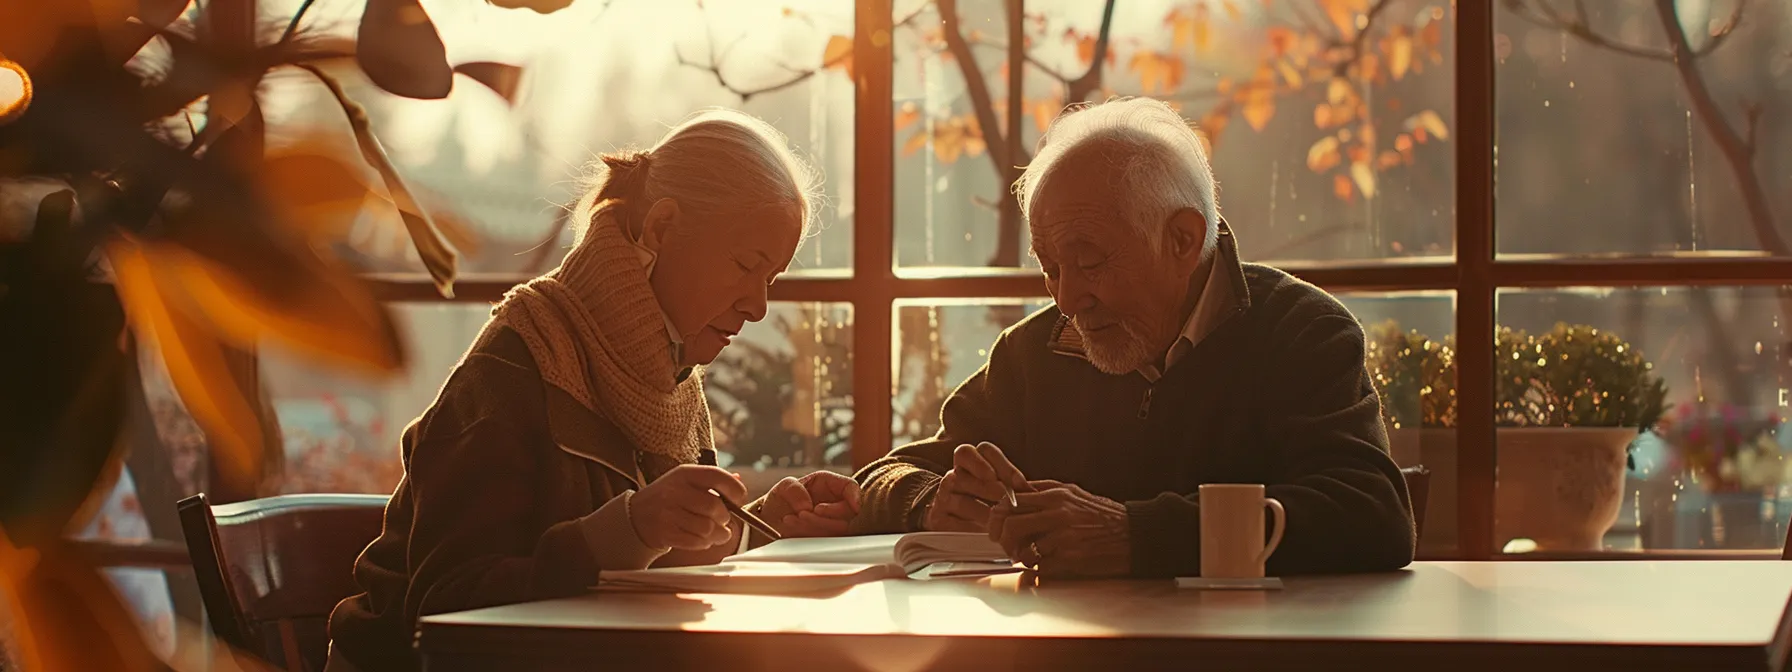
[921,442,1029,533]
[762,471,861,537]
[989,482,1131,578]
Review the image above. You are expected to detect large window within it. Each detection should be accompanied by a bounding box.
[115,0,1792,575]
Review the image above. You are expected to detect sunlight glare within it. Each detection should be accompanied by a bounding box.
[0,61,31,123]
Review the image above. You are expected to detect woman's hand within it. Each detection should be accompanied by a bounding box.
[761,471,861,538]
[628,465,748,551]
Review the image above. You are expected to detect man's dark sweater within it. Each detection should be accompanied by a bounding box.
[852,242,1415,578]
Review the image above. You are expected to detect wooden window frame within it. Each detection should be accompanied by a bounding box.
[363,2,1792,561]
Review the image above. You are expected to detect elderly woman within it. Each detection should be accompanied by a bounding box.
[325,110,858,672]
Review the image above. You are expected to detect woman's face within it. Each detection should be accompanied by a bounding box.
[638,199,802,367]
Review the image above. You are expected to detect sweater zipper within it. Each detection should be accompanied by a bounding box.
[1138,386,1154,419]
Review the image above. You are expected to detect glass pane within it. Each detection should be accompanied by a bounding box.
[265,0,853,273]
[1346,292,1456,556]
[1495,287,1792,553]
[1494,1,1792,257]
[257,301,852,497]
[892,299,1053,446]
[895,0,1455,269]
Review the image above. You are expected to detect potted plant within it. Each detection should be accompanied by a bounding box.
[1492,323,1667,551]
[1654,403,1786,548]
[1368,322,1668,552]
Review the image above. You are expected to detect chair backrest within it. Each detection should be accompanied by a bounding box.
[177,493,388,671]
[1401,465,1432,541]
[1783,518,1792,560]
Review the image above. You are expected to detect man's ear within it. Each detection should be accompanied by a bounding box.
[1165,207,1208,268]
[639,197,681,253]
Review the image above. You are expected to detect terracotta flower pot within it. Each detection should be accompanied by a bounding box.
[1493,427,1638,552]
[1390,427,1637,554]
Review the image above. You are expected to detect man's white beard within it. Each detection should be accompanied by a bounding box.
[1076,319,1153,375]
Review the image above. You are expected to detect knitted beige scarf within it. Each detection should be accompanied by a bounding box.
[469,203,712,465]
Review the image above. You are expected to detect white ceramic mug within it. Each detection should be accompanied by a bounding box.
[1198,483,1287,579]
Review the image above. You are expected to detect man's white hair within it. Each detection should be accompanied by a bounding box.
[1013,97,1220,257]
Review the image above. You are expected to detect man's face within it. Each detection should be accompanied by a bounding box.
[1028,149,1203,375]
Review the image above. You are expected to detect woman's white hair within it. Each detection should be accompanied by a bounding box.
[571,108,820,245]
[1013,97,1219,258]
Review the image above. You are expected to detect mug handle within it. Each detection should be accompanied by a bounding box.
[1256,498,1287,566]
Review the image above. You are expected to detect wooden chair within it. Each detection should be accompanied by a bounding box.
[1783,518,1792,560]
[1401,465,1432,541]
[177,493,388,671]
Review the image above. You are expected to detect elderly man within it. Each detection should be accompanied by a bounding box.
[853,98,1414,578]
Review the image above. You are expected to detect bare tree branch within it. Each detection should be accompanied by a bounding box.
[1647,0,1785,255]
[1741,98,1763,158]
[679,2,926,103]
[1502,0,1745,62]
[938,0,1020,174]
[1064,0,1117,104]
[675,47,835,102]
[966,37,1075,87]
[1344,0,1397,73]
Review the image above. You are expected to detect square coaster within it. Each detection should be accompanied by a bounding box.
[1175,576,1283,590]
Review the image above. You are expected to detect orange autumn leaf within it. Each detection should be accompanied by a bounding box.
[1327,77,1353,105]
[261,153,374,240]
[1356,121,1376,149]
[1066,29,1117,67]
[901,128,929,156]
[963,130,987,158]
[1314,103,1334,129]
[1420,15,1444,49]
[1333,173,1355,202]
[1346,143,1369,165]
[1406,110,1449,141]
[821,34,853,79]
[1320,0,1370,39]
[1032,98,1060,132]
[105,236,266,492]
[1387,26,1413,80]
[1413,125,1430,143]
[0,531,166,672]
[1242,92,1273,131]
[1167,3,1212,53]
[1377,150,1403,169]
[1242,65,1275,131]
[1276,59,1303,88]
[1350,160,1377,199]
[1307,136,1341,172]
[1395,133,1415,153]
[1265,26,1297,58]
[1356,52,1381,83]
[1130,50,1186,94]
[895,101,921,131]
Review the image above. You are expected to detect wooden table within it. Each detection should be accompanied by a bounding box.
[418,561,1792,671]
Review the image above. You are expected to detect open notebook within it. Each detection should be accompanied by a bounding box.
[596,532,1015,594]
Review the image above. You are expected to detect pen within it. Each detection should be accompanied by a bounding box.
[712,490,782,541]
[972,484,1023,509]
[931,566,1026,578]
